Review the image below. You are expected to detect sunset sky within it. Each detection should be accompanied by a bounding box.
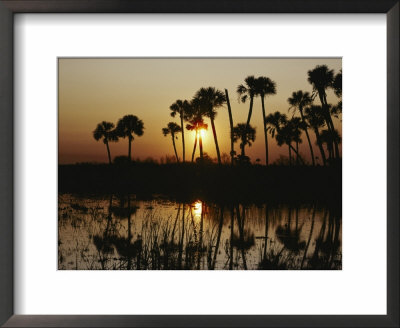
[58,58,341,164]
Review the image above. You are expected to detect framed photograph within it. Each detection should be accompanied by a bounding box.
[0,0,398,327]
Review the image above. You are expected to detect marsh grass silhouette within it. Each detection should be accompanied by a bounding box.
[58,195,341,270]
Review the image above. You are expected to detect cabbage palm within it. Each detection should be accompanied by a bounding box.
[93,121,118,164]
[162,122,182,162]
[265,112,304,165]
[224,89,235,165]
[304,105,327,166]
[170,99,190,162]
[194,87,226,164]
[232,123,256,158]
[116,115,144,161]
[237,75,258,128]
[307,65,340,159]
[186,119,208,162]
[288,90,315,165]
[319,129,341,162]
[255,76,276,165]
[185,99,208,162]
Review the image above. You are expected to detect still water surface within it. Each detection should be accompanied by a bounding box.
[58,194,341,270]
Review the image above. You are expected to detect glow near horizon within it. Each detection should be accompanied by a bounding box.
[58,58,342,164]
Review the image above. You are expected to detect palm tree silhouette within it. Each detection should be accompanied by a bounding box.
[333,69,342,98]
[304,105,327,166]
[288,90,315,166]
[224,89,236,165]
[319,129,341,162]
[92,121,118,164]
[237,76,258,156]
[116,115,144,161]
[307,65,340,159]
[193,87,226,165]
[185,98,208,162]
[169,100,190,162]
[266,112,304,165]
[255,76,276,165]
[289,117,305,165]
[162,122,182,163]
[232,123,256,160]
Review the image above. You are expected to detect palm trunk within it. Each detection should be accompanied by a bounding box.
[261,95,269,165]
[197,203,204,270]
[246,95,254,127]
[319,93,339,159]
[229,206,234,270]
[296,141,299,165]
[301,205,316,269]
[199,132,204,161]
[299,109,315,166]
[171,133,179,163]
[178,205,185,269]
[180,113,185,162]
[244,95,254,155]
[288,144,292,166]
[313,128,327,166]
[236,205,247,270]
[289,144,305,165]
[128,135,132,161]
[240,138,245,157]
[127,196,132,270]
[263,206,269,259]
[323,94,340,159]
[191,130,198,162]
[105,140,112,164]
[211,206,224,270]
[210,118,221,165]
[225,89,235,165]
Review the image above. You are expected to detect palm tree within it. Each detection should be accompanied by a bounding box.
[319,129,341,162]
[288,90,315,165]
[254,76,277,166]
[93,121,118,164]
[289,117,305,165]
[333,69,342,98]
[169,99,190,162]
[194,87,226,165]
[224,89,235,165]
[162,122,182,162]
[307,65,340,159]
[332,70,342,121]
[237,75,258,128]
[116,115,144,161]
[232,123,256,159]
[265,112,304,165]
[304,105,327,166]
[185,99,208,162]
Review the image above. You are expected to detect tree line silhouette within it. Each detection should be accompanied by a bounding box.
[93,64,341,166]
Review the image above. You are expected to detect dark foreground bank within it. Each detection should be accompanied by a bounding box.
[58,162,341,205]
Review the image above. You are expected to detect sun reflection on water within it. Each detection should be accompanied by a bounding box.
[192,201,202,221]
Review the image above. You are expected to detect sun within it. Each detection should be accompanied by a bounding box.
[199,129,206,139]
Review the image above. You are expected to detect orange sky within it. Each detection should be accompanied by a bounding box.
[58,58,341,164]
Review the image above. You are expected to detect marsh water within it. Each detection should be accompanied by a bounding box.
[58,194,341,270]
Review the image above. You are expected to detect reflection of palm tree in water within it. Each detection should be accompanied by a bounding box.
[308,209,338,269]
[275,206,306,254]
[301,205,316,269]
[210,206,224,270]
[92,195,114,269]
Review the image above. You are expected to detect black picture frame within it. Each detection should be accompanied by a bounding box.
[0,1,398,327]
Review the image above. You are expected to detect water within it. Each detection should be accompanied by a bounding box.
[58,194,341,270]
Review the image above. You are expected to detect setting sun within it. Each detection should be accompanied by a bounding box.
[199,129,206,139]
